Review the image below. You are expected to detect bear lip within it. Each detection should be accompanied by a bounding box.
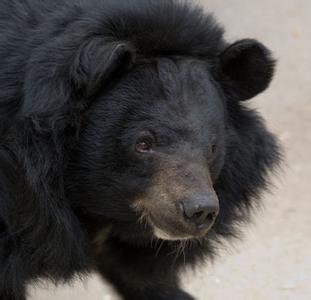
[152,226,192,241]
[147,213,211,241]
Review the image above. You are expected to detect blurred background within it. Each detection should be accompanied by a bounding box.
[30,0,311,299]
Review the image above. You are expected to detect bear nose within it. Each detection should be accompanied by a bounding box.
[180,194,219,229]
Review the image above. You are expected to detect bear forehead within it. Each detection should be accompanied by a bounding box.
[125,58,225,128]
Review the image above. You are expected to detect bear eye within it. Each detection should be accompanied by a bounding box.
[211,144,217,154]
[207,144,217,158]
[135,136,154,153]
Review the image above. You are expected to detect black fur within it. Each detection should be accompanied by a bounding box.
[0,1,281,299]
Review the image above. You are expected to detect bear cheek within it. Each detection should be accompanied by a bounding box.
[130,171,184,228]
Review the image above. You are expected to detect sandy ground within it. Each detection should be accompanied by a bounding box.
[29,0,311,299]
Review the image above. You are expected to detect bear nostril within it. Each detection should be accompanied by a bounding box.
[208,211,217,223]
[193,210,204,220]
[206,212,217,222]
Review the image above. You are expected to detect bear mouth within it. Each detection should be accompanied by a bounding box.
[146,213,209,241]
[152,225,193,241]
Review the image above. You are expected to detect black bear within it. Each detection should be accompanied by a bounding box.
[0,0,281,299]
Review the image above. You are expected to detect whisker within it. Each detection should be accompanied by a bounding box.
[155,239,165,257]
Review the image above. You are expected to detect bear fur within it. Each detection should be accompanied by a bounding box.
[0,0,281,299]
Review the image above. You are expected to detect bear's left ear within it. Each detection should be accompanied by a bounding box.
[23,38,136,115]
[219,39,275,101]
[71,39,136,98]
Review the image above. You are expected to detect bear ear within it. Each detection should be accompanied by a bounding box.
[23,39,136,115]
[71,39,136,97]
[219,39,275,101]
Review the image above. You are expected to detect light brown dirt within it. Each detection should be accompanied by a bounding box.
[30,0,311,299]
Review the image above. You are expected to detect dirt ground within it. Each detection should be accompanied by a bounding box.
[30,0,311,299]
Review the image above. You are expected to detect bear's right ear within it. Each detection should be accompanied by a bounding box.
[218,39,275,101]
